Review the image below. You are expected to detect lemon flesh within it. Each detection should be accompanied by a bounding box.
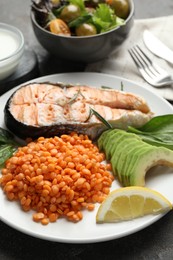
[96,187,172,223]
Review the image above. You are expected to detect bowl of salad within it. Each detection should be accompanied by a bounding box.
[31,0,134,63]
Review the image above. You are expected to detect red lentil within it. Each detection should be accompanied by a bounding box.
[0,132,114,225]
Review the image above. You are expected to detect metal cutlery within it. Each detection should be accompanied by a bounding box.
[143,30,173,65]
[128,45,173,88]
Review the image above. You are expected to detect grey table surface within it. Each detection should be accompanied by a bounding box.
[1,1,173,259]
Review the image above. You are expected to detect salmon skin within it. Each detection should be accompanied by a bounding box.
[4,82,153,140]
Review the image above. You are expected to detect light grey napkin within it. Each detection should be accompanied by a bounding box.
[85,16,173,101]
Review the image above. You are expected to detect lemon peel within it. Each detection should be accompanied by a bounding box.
[96,186,172,223]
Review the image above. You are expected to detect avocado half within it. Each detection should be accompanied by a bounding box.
[98,129,173,187]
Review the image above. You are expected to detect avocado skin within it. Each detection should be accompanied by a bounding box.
[98,129,125,160]
[97,129,112,151]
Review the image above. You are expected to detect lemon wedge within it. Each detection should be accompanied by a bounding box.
[96,187,172,223]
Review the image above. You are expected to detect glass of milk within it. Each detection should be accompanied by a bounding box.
[0,23,24,81]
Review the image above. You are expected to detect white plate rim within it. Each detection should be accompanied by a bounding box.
[0,72,173,244]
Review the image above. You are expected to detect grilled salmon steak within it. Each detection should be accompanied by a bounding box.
[4,82,153,140]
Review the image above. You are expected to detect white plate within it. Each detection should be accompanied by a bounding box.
[0,72,173,244]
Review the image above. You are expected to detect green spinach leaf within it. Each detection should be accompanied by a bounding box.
[128,114,173,150]
[0,127,20,168]
[0,144,17,168]
[68,14,92,28]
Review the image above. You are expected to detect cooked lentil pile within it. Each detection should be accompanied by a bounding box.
[0,132,114,225]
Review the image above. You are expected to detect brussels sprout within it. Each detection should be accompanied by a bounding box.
[60,4,81,23]
[106,0,130,19]
[75,23,97,36]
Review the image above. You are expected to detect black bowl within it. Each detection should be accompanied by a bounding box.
[31,0,134,63]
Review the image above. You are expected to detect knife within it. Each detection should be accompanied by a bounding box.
[143,30,173,64]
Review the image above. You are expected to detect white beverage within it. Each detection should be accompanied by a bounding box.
[0,29,19,60]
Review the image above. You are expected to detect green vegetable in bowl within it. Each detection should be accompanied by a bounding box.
[75,22,97,36]
[60,4,81,23]
[106,0,130,19]
[91,3,124,33]
[31,0,126,36]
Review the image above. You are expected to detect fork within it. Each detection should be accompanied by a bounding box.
[128,45,173,87]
